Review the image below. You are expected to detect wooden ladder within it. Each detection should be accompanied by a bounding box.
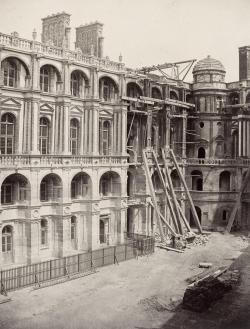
[142,149,177,242]
[165,148,203,234]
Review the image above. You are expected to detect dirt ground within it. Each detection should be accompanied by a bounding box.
[0,232,249,329]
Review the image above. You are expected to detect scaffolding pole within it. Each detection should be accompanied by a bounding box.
[142,150,177,240]
[168,149,203,234]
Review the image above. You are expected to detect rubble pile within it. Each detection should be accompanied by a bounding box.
[186,234,209,247]
[182,269,240,312]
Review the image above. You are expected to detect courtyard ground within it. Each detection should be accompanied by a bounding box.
[0,232,249,329]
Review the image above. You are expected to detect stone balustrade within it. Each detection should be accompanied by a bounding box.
[0,154,128,169]
[0,32,125,72]
[186,157,250,166]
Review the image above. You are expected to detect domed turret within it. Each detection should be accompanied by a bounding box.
[192,55,226,89]
[193,55,225,74]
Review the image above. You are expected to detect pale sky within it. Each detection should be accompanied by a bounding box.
[0,0,249,82]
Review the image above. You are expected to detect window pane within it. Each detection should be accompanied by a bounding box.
[2,237,6,252]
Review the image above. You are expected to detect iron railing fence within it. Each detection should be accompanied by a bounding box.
[1,235,154,292]
[125,233,155,256]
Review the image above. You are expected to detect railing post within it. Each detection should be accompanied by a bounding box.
[50,260,52,280]
[78,254,80,273]
[125,244,127,260]
[114,246,116,264]
[103,248,105,266]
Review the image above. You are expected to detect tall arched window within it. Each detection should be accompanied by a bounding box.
[40,67,50,92]
[99,77,118,102]
[0,113,15,154]
[70,119,79,155]
[198,147,206,159]
[3,60,17,87]
[40,219,48,246]
[39,117,50,154]
[191,170,203,191]
[2,226,13,253]
[99,120,111,155]
[40,174,62,202]
[219,171,231,191]
[71,173,91,199]
[232,130,238,158]
[127,82,142,98]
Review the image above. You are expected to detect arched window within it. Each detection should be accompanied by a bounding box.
[1,174,29,205]
[151,87,162,99]
[40,174,62,202]
[40,66,50,92]
[3,60,17,87]
[0,113,15,155]
[39,117,50,154]
[99,120,111,155]
[198,147,206,159]
[40,65,60,93]
[40,219,48,246]
[152,171,162,193]
[219,171,231,191]
[99,77,118,102]
[229,92,239,105]
[191,170,203,191]
[70,119,79,155]
[71,216,77,241]
[2,226,13,253]
[232,130,238,158]
[99,172,121,197]
[71,173,91,199]
[127,83,142,98]
[171,169,181,189]
[170,91,178,100]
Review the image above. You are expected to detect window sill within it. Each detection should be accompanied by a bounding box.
[40,246,49,250]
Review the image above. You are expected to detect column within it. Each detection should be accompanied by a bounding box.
[27,220,40,264]
[146,108,152,148]
[30,99,40,154]
[247,121,250,157]
[92,106,99,155]
[64,62,70,95]
[62,102,70,154]
[182,109,187,158]
[121,107,127,155]
[165,106,171,149]
[239,118,242,157]
[32,55,40,90]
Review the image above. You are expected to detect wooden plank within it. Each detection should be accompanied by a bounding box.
[142,150,177,240]
[151,150,180,234]
[162,149,192,232]
[169,149,203,234]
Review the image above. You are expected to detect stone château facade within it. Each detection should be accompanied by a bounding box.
[0,12,249,267]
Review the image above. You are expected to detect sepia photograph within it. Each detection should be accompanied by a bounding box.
[0,0,249,328]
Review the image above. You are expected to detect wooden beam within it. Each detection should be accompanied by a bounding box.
[168,149,203,234]
[142,150,177,239]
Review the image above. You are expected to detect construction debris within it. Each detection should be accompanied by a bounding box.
[182,268,240,312]
[199,262,213,268]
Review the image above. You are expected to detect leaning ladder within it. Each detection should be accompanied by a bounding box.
[142,149,177,242]
[165,148,203,234]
